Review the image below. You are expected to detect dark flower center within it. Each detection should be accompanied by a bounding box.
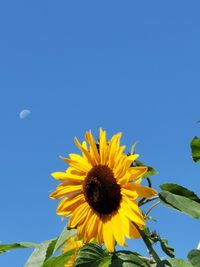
[83,165,122,215]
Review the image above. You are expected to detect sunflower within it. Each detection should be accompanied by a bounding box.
[50,129,157,252]
[62,236,83,267]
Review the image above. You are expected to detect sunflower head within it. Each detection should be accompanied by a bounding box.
[50,129,157,252]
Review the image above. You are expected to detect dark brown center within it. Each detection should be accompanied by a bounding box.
[83,165,121,215]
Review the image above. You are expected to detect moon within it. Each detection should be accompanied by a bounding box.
[19,109,31,119]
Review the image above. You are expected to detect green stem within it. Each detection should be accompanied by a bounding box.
[138,195,159,207]
[145,201,160,216]
[134,224,161,263]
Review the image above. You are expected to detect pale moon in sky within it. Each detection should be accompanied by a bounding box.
[19,109,31,119]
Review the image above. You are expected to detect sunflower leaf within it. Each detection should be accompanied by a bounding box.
[74,243,111,267]
[0,242,38,253]
[159,190,200,219]
[112,251,151,267]
[42,249,75,267]
[188,249,200,267]
[159,184,200,203]
[53,227,76,253]
[191,137,200,162]
[152,258,192,267]
[24,239,56,267]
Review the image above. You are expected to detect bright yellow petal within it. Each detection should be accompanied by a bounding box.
[121,188,138,199]
[118,208,141,239]
[102,217,115,252]
[99,128,107,164]
[50,184,82,199]
[68,202,90,228]
[56,194,85,216]
[74,137,96,166]
[111,212,126,246]
[84,211,99,242]
[61,156,91,173]
[124,183,157,198]
[51,171,84,182]
[128,166,148,180]
[96,219,103,245]
[107,132,122,168]
[85,131,100,164]
[120,198,144,227]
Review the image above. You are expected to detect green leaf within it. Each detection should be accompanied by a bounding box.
[42,250,75,267]
[168,258,193,267]
[159,183,200,219]
[53,227,76,253]
[74,243,111,267]
[24,239,56,267]
[188,249,200,267]
[154,258,192,267]
[191,137,200,162]
[135,160,157,177]
[159,190,200,219]
[112,251,151,267]
[0,242,38,253]
[160,184,200,203]
[159,239,174,258]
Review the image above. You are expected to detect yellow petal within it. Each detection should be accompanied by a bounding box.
[56,194,84,215]
[128,166,148,180]
[74,137,96,166]
[118,208,141,239]
[50,184,82,199]
[84,211,99,242]
[62,157,91,173]
[85,131,100,165]
[121,188,138,199]
[99,128,107,165]
[120,198,144,227]
[111,212,125,246]
[102,217,115,252]
[68,202,90,228]
[96,219,103,245]
[124,183,157,198]
[107,132,122,168]
[51,171,84,182]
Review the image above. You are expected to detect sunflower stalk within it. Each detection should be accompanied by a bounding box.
[134,224,161,263]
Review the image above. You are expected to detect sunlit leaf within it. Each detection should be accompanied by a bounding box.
[159,183,200,219]
[74,243,111,267]
[24,239,56,267]
[0,242,38,253]
[159,191,200,219]
[53,227,76,253]
[42,250,74,267]
[188,249,200,267]
[113,251,151,267]
[160,184,200,203]
[191,137,200,162]
[153,258,192,267]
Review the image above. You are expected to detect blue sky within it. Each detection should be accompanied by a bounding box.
[0,1,200,265]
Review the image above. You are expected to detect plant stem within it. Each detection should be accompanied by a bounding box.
[145,201,160,216]
[134,224,161,263]
[138,195,159,206]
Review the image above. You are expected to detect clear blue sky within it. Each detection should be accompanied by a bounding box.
[0,1,200,266]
